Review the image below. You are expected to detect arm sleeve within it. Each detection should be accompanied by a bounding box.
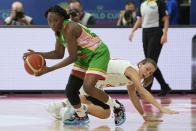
[138,0,145,17]
[158,0,168,17]
[138,7,141,17]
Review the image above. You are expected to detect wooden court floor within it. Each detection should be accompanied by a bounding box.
[0,94,196,131]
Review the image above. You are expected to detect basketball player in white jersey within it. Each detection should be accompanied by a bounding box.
[46,58,178,123]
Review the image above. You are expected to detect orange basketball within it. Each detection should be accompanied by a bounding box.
[24,54,46,75]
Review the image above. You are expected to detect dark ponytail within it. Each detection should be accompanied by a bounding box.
[44,5,70,20]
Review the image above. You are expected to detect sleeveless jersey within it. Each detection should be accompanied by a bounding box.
[96,59,139,87]
[56,20,110,79]
[56,19,100,51]
[79,59,139,95]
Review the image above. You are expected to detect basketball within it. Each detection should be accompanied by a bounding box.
[24,54,46,75]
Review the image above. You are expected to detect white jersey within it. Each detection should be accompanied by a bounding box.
[80,59,139,95]
[96,59,139,87]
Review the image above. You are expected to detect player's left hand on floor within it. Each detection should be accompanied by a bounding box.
[161,107,179,114]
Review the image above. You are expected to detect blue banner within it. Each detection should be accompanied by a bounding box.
[191,1,196,24]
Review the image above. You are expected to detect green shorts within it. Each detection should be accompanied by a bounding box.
[72,42,110,80]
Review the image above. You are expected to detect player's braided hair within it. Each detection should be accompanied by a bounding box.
[44,5,70,20]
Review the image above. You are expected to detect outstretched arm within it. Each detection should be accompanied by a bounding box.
[127,84,163,122]
[127,84,144,115]
[125,67,179,114]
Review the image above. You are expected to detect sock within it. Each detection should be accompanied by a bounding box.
[106,96,120,108]
[75,104,87,117]
[82,104,88,112]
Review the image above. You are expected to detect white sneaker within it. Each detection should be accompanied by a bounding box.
[45,101,65,120]
[63,101,75,121]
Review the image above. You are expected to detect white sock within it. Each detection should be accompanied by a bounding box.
[75,104,88,117]
[106,96,120,108]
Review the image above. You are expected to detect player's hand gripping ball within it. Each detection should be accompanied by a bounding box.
[24,54,46,75]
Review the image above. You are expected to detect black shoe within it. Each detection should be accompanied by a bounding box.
[113,100,126,126]
[158,86,171,96]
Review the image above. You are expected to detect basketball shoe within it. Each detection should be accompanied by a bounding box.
[63,112,89,124]
[45,100,66,120]
[63,101,75,120]
[113,100,126,126]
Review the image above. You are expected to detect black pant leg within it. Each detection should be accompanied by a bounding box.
[143,28,168,90]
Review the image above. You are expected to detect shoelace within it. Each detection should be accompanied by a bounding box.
[70,113,88,120]
[114,107,123,113]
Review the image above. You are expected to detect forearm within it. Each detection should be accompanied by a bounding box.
[131,17,142,32]
[36,50,63,59]
[139,89,162,110]
[127,85,144,116]
[163,16,169,35]
[48,56,76,72]
[129,92,144,115]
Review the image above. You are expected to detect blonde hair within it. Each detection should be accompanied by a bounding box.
[139,58,157,70]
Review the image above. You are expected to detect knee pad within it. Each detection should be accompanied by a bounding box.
[65,75,83,105]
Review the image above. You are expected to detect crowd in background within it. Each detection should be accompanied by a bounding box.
[3,0,186,26]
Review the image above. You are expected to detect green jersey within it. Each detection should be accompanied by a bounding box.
[56,20,110,80]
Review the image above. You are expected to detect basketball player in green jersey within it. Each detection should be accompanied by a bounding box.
[23,5,125,126]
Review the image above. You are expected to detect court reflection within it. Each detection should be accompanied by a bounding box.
[46,120,90,131]
[63,124,90,131]
[137,121,161,131]
[47,120,116,131]
[91,125,111,131]
[140,96,172,130]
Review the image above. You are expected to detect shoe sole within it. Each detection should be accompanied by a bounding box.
[63,117,90,124]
